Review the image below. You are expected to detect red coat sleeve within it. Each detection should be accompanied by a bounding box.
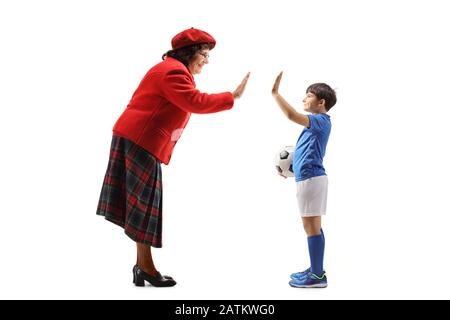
[160,68,234,114]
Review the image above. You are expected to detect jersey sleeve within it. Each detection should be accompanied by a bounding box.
[308,114,329,132]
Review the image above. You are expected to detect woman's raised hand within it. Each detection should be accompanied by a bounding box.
[233,72,251,99]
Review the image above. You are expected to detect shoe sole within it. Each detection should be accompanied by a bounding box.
[289,283,328,288]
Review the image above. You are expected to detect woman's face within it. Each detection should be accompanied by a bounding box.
[188,49,210,75]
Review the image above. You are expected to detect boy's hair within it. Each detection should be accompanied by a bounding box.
[306,83,337,111]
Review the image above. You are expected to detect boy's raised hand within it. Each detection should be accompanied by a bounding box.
[272,71,283,96]
[233,72,251,99]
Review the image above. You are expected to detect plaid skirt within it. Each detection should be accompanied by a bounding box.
[96,136,163,247]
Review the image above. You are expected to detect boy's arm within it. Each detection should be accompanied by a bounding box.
[271,72,310,127]
[272,93,310,127]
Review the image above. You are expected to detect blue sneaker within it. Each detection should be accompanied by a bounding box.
[289,272,328,288]
[291,268,327,280]
[290,268,311,280]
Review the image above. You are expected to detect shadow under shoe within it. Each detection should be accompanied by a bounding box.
[134,266,176,287]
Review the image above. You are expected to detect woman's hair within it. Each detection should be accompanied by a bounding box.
[162,43,214,68]
[306,83,337,111]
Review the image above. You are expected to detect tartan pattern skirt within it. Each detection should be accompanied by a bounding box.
[96,135,163,247]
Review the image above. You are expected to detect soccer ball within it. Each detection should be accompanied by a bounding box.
[275,146,294,177]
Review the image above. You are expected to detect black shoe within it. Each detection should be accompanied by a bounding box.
[134,266,176,287]
[132,265,173,283]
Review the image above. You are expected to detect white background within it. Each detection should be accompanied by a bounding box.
[1,0,450,299]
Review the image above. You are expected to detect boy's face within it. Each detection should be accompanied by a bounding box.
[303,92,325,113]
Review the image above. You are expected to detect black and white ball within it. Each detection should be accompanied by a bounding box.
[275,146,294,177]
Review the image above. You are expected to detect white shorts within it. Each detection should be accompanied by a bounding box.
[296,175,328,217]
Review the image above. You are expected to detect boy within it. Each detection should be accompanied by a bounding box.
[272,72,337,288]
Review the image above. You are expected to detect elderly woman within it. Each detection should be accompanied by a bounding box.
[96,28,250,287]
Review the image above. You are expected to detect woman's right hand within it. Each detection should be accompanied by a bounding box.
[233,72,251,99]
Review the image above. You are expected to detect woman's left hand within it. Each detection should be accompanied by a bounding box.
[233,72,251,99]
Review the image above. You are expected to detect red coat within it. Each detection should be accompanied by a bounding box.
[113,57,234,164]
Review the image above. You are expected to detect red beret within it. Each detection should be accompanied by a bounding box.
[171,27,216,50]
